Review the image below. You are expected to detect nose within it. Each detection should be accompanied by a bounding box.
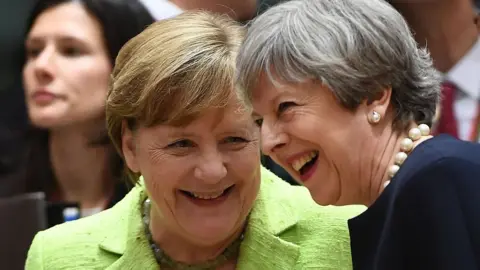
[32,47,55,82]
[260,119,288,156]
[194,149,227,184]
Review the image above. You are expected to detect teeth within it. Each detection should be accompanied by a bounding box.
[292,151,318,171]
[190,190,224,200]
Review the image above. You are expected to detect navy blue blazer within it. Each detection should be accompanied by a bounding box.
[349,135,480,270]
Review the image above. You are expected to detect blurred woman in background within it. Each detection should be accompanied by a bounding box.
[22,0,154,226]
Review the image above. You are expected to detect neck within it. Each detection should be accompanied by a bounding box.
[362,128,402,206]
[49,119,113,210]
[393,1,478,72]
[362,123,432,206]
[149,205,242,265]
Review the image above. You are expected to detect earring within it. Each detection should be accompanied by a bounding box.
[368,111,381,124]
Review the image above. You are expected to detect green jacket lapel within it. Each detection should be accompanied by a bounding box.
[99,184,159,270]
[237,168,301,269]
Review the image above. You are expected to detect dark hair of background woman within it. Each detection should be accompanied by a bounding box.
[23,0,154,204]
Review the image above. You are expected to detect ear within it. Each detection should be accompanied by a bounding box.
[121,120,140,173]
[364,86,392,121]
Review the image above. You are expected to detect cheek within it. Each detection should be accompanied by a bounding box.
[54,54,109,110]
[23,67,37,110]
[242,168,261,211]
[285,113,329,144]
[315,114,368,171]
[22,66,34,94]
[229,145,261,200]
[287,112,362,168]
[137,152,184,202]
[291,106,361,144]
[73,61,110,105]
[229,142,260,171]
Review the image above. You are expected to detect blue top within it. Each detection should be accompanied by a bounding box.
[349,134,480,270]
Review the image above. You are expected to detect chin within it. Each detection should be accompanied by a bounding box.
[182,216,242,246]
[308,185,337,206]
[28,110,66,129]
[30,117,62,129]
[310,194,331,206]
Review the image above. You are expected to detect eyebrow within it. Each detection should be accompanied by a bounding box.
[26,35,88,46]
[251,111,262,118]
[166,122,253,137]
[166,130,198,138]
[166,126,204,139]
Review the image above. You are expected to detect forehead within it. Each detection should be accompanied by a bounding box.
[251,73,312,111]
[197,105,252,129]
[141,99,254,137]
[28,2,103,43]
[251,74,282,105]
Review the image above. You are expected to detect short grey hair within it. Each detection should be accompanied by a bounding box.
[236,0,441,131]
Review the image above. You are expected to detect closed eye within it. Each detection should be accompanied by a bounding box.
[61,46,83,57]
[223,137,248,144]
[25,47,42,59]
[167,139,194,148]
[278,102,297,114]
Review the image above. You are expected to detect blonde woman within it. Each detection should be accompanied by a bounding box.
[26,12,363,269]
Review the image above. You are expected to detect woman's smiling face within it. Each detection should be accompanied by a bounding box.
[122,99,261,245]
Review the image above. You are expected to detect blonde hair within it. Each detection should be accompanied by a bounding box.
[106,11,245,183]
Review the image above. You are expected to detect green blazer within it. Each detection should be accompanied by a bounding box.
[26,167,364,269]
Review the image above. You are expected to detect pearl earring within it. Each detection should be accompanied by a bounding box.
[368,111,381,124]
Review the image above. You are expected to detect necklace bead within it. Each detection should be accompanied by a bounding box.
[418,124,431,136]
[386,125,431,183]
[408,127,422,141]
[400,138,414,152]
[388,165,400,178]
[394,152,408,165]
[383,180,391,188]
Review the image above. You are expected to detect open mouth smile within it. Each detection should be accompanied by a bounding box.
[179,185,235,205]
[289,150,319,182]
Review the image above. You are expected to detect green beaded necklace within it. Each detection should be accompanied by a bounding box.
[142,198,245,270]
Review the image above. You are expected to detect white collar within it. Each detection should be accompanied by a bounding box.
[139,0,183,21]
[446,37,480,99]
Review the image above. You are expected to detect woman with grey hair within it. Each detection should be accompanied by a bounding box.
[236,0,480,269]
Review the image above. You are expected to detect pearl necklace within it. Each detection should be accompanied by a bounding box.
[384,124,431,187]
